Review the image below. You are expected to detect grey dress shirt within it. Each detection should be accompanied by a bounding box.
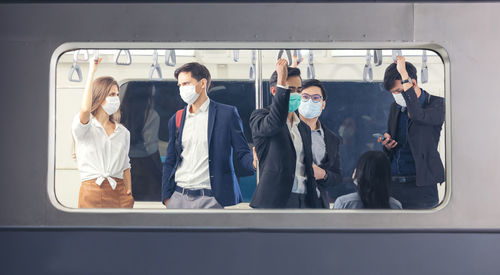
[311,121,326,165]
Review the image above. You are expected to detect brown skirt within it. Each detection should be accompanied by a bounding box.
[78,178,134,208]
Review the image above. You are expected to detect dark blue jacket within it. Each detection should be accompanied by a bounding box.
[161,100,255,206]
[384,88,445,186]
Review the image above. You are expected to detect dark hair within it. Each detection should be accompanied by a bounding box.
[269,67,301,88]
[174,62,211,90]
[302,79,327,101]
[383,61,418,91]
[120,82,154,145]
[354,151,392,209]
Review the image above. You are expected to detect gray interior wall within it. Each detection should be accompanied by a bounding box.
[0,3,498,230]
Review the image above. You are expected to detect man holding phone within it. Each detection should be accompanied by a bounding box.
[378,56,445,209]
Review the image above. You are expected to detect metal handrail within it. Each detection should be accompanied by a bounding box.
[68,51,83,82]
[233,50,239,62]
[277,49,292,66]
[115,49,132,65]
[307,50,315,79]
[363,50,373,82]
[249,50,256,80]
[149,50,162,80]
[392,49,402,61]
[374,49,383,66]
[76,49,89,61]
[421,50,429,83]
[165,49,176,67]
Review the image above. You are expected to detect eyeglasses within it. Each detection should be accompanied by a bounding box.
[289,86,303,93]
[301,93,323,103]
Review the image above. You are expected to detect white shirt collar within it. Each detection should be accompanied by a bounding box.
[90,114,121,134]
[187,98,210,116]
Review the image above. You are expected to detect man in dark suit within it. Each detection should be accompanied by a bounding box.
[162,62,255,208]
[378,56,445,209]
[250,59,323,209]
[297,79,342,208]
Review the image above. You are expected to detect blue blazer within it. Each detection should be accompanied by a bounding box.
[161,100,255,206]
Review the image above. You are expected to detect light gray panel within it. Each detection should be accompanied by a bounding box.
[414,3,500,227]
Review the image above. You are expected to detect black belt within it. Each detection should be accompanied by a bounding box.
[175,186,213,197]
[392,175,416,184]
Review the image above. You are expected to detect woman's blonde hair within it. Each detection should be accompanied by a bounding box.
[72,76,120,160]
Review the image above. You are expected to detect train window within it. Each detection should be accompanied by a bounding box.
[53,47,446,211]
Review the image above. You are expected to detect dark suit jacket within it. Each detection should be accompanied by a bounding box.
[249,87,323,208]
[315,124,342,208]
[161,100,255,207]
[384,88,445,186]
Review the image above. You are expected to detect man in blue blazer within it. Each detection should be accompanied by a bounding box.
[162,62,255,208]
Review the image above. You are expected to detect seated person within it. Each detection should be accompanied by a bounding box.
[333,151,402,209]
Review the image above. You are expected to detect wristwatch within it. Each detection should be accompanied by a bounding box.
[323,170,328,181]
[402,77,412,84]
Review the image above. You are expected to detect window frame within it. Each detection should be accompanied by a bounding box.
[47,42,451,229]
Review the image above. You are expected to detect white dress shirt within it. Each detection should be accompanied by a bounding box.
[175,98,211,190]
[287,112,307,194]
[72,114,131,190]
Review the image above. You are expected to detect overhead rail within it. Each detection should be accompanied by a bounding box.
[421,50,429,84]
[307,50,315,79]
[233,50,239,62]
[277,49,292,66]
[363,50,373,82]
[165,50,176,67]
[68,51,83,82]
[149,50,162,80]
[249,50,256,80]
[115,49,132,65]
[373,49,383,66]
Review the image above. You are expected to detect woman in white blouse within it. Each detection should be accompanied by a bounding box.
[72,57,134,208]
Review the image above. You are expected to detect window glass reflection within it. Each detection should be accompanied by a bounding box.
[55,49,445,210]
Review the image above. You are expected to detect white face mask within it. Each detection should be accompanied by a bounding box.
[102,96,120,115]
[179,85,200,105]
[392,93,407,107]
[298,99,322,119]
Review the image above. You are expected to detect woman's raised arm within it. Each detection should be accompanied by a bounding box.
[79,57,102,124]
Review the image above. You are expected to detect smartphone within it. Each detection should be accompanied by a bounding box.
[372,133,386,141]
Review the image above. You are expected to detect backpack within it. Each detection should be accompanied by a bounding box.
[175,108,184,134]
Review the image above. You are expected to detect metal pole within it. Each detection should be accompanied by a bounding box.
[254,50,263,109]
[254,50,263,185]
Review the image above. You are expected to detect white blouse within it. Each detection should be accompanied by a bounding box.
[72,114,131,189]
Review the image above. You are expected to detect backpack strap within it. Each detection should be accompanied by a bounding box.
[175,109,184,130]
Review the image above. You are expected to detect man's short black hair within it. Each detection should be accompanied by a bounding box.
[269,67,302,88]
[302,79,328,101]
[383,61,418,91]
[174,62,211,89]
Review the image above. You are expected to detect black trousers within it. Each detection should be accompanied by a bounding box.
[391,180,439,209]
[130,151,162,201]
[285,193,310,208]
